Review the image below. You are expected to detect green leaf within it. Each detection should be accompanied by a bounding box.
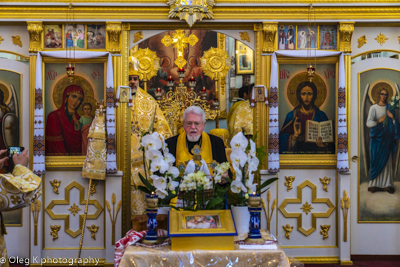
[138,172,156,192]
[168,205,180,211]
[205,197,224,210]
[137,186,151,194]
[256,177,278,192]
[260,188,270,195]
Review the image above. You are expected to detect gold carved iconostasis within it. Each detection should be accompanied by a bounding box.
[0,1,399,265]
[129,29,256,139]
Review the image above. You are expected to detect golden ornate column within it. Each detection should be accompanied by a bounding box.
[254,22,277,170]
[217,32,227,115]
[106,22,122,53]
[115,22,131,234]
[27,21,43,53]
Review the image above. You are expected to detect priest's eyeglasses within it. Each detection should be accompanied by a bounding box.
[183,121,202,127]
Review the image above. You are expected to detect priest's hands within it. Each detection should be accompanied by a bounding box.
[13,149,29,167]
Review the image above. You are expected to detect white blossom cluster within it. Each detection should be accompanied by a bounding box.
[180,171,212,192]
[229,132,260,196]
[140,132,180,199]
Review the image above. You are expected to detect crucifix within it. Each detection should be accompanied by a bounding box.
[161,30,199,69]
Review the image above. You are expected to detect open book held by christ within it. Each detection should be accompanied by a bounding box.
[305,120,334,143]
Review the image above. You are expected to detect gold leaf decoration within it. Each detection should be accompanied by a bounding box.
[300,201,313,215]
[68,203,81,216]
[320,224,330,240]
[12,36,22,47]
[0,36,4,44]
[239,31,250,42]
[282,224,294,239]
[284,176,295,192]
[319,177,331,192]
[358,35,367,48]
[87,224,99,240]
[201,47,231,80]
[375,32,388,46]
[50,225,61,241]
[133,31,143,43]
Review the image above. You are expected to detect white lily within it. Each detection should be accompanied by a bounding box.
[168,166,180,178]
[168,180,179,191]
[230,132,248,151]
[156,188,168,199]
[230,150,248,168]
[164,152,176,165]
[214,175,222,183]
[150,159,169,174]
[153,176,167,190]
[141,132,162,150]
[145,149,163,162]
[231,180,247,193]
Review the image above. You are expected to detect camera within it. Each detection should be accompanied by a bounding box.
[7,147,24,158]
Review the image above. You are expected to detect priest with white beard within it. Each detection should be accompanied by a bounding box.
[165,106,229,175]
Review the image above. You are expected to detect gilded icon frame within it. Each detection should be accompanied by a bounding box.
[41,57,107,170]
[277,56,339,167]
[235,40,254,75]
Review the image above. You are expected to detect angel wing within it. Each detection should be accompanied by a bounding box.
[393,83,400,178]
[361,83,372,178]
[8,84,19,117]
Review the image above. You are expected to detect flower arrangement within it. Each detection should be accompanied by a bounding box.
[228,132,278,206]
[138,132,180,207]
[383,95,400,127]
[179,160,231,210]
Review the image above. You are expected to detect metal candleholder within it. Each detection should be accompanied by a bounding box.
[244,194,265,244]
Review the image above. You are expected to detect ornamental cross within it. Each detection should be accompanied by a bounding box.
[191,144,202,172]
[161,30,199,69]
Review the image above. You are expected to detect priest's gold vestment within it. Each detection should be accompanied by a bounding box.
[227,100,253,138]
[131,88,172,215]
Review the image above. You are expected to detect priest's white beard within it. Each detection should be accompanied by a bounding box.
[187,133,201,142]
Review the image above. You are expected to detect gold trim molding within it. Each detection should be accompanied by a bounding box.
[262,22,277,53]
[278,180,335,236]
[106,22,122,53]
[339,22,354,52]
[294,257,339,264]
[27,21,43,53]
[5,0,400,2]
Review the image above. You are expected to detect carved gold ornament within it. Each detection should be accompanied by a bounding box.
[87,224,99,240]
[320,224,330,240]
[319,177,331,192]
[300,201,313,215]
[282,224,294,239]
[358,35,367,48]
[375,32,388,46]
[201,47,231,80]
[261,191,277,233]
[0,36,4,44]
[50,225,61,241]
[106,193,122,244]
[398,36,400,44]
[161,30,198,69]
[106,22,122,53]
[68,203,81,216]
[45,181,103,238]
[167,0,215,27]
[90,180,98,196]
[279,180,335,236]
[12,36,22,47]
[131,48,160,82]
[340,190,350,242]
[284,176,295,192]
[31,199,41,246]
[262,23,278,53]
[133,31,143,43]
[239,31,250,43]
[27,21,43,53]
[50,179,61,194]
[339,22,354,52]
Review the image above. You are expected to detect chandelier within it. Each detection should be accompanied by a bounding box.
[306,4,316,82]
[155,67,219,135]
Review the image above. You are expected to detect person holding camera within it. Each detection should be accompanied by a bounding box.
[0,148,41,267]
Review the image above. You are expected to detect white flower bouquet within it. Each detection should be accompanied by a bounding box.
[138,132,180,206]
[228,132,278,206]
